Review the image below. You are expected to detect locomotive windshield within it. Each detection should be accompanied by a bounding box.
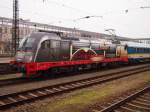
[24,38,35,48]
[18,37,27,50]
[18,37,35,50]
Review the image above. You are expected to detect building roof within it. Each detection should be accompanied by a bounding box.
[132,38,150,40]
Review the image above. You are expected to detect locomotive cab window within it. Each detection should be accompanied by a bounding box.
[20,37,35,50]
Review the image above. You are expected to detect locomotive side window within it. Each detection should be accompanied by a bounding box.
[41,41,45,49]
[41,40,50,49]
[20,38,35,50]
[51,40,60,48]
[136,48,140,53]
[61,41,69,49]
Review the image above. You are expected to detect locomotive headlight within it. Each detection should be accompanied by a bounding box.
[16,51,24,59]
[15,51,25,62]
[24,52,33,62]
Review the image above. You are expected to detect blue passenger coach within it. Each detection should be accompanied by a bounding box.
[121,41,150,62]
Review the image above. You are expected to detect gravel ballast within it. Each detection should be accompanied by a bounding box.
[3,70,150,112]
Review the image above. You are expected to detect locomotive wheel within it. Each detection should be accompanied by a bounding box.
[47,68,60,78]
[31,72,43,78]
[73,65,80,73]
[91,63,98,70]
[41,70,51,78]
[97,63,102,70]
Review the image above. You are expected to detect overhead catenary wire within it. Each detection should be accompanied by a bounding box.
[0,3,74,25]
[0,1,149,22]
[42,0,95,15]
[0,1,150,29]
[74,6,150,21]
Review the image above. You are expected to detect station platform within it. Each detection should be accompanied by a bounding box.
[0,57,13,64]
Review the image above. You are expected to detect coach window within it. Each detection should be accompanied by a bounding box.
[143,48,145,53]
[146,48,148,53]
[138,48,140,53]
[129,47,134,53]
[147,48,149,53]
[139,48,141,53]
[134,48,136,53]
[136,48,138,53]
[145,48,148,53]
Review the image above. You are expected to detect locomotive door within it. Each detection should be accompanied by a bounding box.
[60,41,70,61]
[116,45,128,57]
[36,40,51,62]
[50,40,60,61]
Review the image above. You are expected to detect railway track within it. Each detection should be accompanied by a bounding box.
[99,86,150,112]
[0,65,149,110]
[0,77,32,87]
[0,64,149,87]
[0,63,18,75]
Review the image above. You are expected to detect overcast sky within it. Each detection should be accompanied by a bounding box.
[0,0,150,38]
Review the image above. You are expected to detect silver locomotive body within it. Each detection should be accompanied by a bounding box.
[15,31,120,63]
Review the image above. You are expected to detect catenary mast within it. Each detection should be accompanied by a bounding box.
[12,0,19,56]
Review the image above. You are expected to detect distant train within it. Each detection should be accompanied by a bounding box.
[11,30,150,78]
